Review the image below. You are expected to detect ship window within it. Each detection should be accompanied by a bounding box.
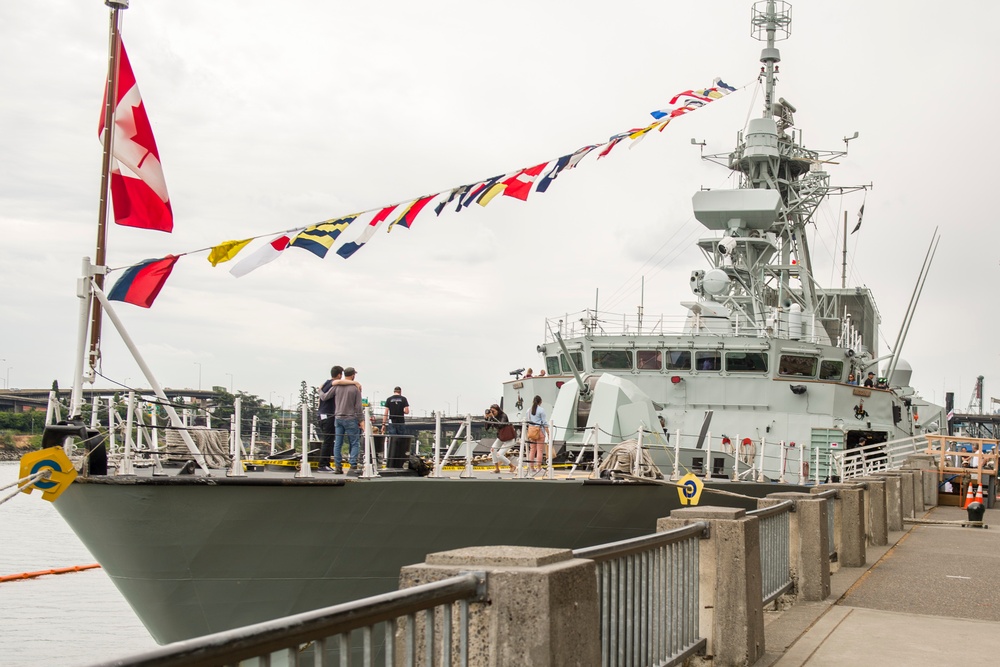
[560,352,583,373]
[637,350,662,370]
[726,351,768,373]
[592,349,633,370]
[819,360,844,381]
[665,350,691,370]
[545,356,560,376]
[695,351,721,372]
[778,354,817,377]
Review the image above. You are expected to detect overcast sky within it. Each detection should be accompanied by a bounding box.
[1,1,997,416]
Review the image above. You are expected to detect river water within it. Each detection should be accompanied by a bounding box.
[0,461,158,666]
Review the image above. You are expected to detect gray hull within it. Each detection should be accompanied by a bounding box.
[53,474,801,643]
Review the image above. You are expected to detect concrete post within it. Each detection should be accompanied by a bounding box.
[759,493,831,601]
[886,470,916,519]
[877,473,904,531]
[657,507,764,666]
[910,469,925,514]
[811,485,866,567]
[904,453,939,508]
[398,546,600,666]
[854,477,888,546]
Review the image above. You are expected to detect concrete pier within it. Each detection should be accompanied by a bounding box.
[756,505,1000,666]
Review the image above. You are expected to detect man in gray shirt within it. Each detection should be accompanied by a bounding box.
[333,367,364,474]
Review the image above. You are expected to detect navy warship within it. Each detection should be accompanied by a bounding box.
[42,0,941,644]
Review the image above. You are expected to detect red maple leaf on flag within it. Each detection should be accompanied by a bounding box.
[129,100,160,168]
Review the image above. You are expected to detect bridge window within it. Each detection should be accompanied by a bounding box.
[819,360,844,381]
[560,352,583,373]
[726,351,769,373]
[637,350,662,370]
[545,356,560,375]
[665,350,691,370]
[695,351,721,371]
[778,354,817,377]
[592,350,633,370]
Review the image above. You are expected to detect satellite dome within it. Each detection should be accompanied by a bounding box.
[702,268,730,296]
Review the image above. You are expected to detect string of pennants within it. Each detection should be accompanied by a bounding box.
[108,75,737,308]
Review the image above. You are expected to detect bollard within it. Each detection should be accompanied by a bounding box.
[760,493,831,601]
[398,546,600,666]
[967,501,986,526]
[657,507,765,666]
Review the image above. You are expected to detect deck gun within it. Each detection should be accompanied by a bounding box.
[554,331,592,402]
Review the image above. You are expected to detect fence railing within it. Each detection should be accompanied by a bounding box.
[573,522,708,667]
[836,434,928,480]
[91,572,486,667]
[747,500,793,604]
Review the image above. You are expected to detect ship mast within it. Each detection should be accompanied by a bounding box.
[750,1,819,314]
[89,0,129,380]
[70,0,128,418]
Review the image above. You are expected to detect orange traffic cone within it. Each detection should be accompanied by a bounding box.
[975,484,984,504]
[964,483,975,508]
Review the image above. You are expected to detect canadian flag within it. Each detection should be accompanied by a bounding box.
[98,42,172,232]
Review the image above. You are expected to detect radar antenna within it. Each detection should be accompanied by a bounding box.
[751,1,792,118]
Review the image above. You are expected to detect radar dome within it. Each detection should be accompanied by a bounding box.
[889,359,912,388]
[702,269,730,296]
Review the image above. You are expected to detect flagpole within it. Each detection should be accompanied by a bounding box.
[89,0,129,376]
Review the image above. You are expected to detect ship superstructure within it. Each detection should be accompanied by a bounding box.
[503,1,943,479]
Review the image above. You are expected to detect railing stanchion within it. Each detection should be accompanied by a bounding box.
[296,403,311,478]
[461,414,474,478]
[432,411,442,477]
[672,428,681,480]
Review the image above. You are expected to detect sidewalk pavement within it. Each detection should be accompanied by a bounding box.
[755,504,1000,666]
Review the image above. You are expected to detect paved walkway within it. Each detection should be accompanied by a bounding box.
[756,504,1000,666]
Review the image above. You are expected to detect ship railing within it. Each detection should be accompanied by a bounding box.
[573,522,709,667]
[95,571,487,667]
[836,434,929,481]
[747,500,793,604]
[752,439,808,484]
[542,311,830,344]
[806,446,836,485]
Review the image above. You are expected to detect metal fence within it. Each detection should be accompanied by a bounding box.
[573,522,708,667]
[747,501,793,604]
[91,572,486,667]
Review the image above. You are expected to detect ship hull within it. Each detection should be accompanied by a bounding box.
[53,474,801,644]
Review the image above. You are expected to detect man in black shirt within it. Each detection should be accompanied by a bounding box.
[382,386,410,467]
[863,372,876,388]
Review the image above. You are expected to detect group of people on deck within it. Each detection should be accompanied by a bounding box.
[485,396,549,474]
[316,365,409,474]
[846,371,888,388]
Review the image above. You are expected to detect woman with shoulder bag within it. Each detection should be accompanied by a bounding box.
[486,404,517,473]
[526,395,549,472]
